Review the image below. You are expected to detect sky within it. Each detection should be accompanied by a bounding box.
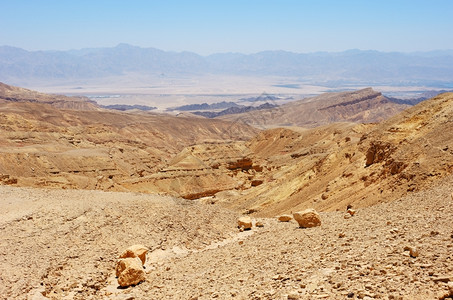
[1,0,452,55]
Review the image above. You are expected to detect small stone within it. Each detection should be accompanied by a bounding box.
[409,247,419,258]
[347,209,356,216]
[116,257,145,287]
[338,233,346,238]
[256,221,264,227]
[278,215,292,222]
[404,245,419,258]
[238,217,252,230]
[287,292,300,299]
[251,179,263,186]
[448,282,453,293]
[293,208,321,228]
[433,276,451,283]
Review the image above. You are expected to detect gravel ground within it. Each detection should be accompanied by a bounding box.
[0,175,452,300]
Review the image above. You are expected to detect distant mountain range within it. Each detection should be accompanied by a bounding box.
[1,44,453,87]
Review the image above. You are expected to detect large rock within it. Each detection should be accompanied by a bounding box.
[119,244,148,265]
[293,209,321,228]
[116,257,145,287]
[238,216,252,230]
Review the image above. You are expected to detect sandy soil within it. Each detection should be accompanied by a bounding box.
[0,187,240,300]
[1,175,452,299]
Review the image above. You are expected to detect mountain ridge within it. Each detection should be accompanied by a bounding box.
[1,44,452,86]
[219,87,410,128]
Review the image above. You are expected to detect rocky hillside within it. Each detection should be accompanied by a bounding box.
[0,83,258,191]
[219,88,409,128]
[212,92,453,216]
[133,92,453,217]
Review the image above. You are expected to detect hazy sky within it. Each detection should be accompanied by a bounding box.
[1,0,452,54]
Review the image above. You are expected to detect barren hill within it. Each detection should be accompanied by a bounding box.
[219,88,409,128]
[0,82,98,110]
